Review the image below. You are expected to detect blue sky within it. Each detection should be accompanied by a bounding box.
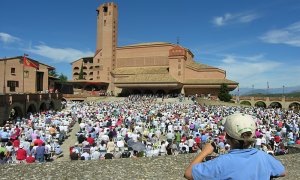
[1,0,300,89]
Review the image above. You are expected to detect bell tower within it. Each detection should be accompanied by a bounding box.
[94,2,118,92]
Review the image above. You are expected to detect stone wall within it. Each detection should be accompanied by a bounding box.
[0,153,298,179]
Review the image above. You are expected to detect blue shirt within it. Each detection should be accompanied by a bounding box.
[192,148,285,180]
[1,132,9,139]
[201,135,207,142]
[35,146,45,157]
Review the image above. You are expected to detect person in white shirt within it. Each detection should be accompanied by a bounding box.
[116,138,125,152]
[81,151,90,160]
[166,131,175,143]
[160,141,168,156]
[91,150,101,160]
[187,136,195,153]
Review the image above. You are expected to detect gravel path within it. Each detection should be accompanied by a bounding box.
[56,122,80,161]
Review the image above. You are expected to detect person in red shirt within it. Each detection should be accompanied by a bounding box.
[195,134,201,147]
[86,134,94,145]
[26,153,36,163]
[34,136,43,146]
[13,139,20,148]
[274,135,281,143]
[296,137,300,145]
[14,125,21,137]
[16,145,27,163]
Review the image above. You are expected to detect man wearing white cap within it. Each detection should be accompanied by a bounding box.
[184,113,286,180]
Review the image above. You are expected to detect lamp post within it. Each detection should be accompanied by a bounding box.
[282,85,285,97]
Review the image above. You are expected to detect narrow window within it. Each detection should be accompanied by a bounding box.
[103,6,108,13]
[11,68,15,75]
[24,70,29,78]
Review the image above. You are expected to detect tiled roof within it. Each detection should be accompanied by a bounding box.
[184,79,238,84]
[0,56,55,69]
[186,61,216,69]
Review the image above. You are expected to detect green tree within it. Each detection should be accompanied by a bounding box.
[58,73,68,82]
[49,70,58,77]
[78,63,84,80]
[218,84,232,102]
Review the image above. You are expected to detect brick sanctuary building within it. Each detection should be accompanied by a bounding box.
[71,2,238,96]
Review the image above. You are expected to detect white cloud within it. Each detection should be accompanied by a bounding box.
[238,14,258,23]
[222,55,236,64]
[217,54,286,88]
[27,44,94,63]
[0,32,20,43]
[260,21,300,47]
[212,12,260,27]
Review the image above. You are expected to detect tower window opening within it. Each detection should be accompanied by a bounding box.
[103,6,108,13]
[104,20,106,26]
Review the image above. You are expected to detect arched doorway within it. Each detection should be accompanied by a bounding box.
[240,101,251,106]
[269,102,282,108]
[49,101,55,110]
[255,101,266,108]
[40,102,47,112]
[27,103,37,114]
[289,102,300,112]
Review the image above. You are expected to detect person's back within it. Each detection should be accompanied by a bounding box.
[91,150,101,160]
[35,145,45,162]
[185,113,285,180]
[16,147,27,161]
[166,131,174,141]
[192,148,285,179]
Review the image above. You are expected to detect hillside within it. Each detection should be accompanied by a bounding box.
[244,91,300,97]
[231,86,300,96]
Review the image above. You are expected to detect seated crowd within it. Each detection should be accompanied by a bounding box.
[0,107,76,164]
[67,95,300,161]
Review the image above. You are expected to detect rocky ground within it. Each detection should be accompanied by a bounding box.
[0,151,298,180]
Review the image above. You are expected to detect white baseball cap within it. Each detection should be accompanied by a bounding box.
[223,113,256,141]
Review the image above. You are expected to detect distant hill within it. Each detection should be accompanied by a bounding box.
[242,92,300,98]
[231,85,300,96]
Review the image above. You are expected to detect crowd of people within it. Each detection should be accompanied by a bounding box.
[0,108,75,164]
[0,94,299,164]
[67,95,300,161]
